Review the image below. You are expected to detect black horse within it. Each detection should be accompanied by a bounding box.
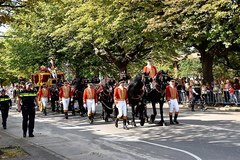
[128,73,146,126]
[72,77,87,116]
[98,83,114,122]
[143,70,171,126]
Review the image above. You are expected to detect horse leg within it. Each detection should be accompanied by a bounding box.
[139,103,145,126]
[114,105,118,118]
[101,103,105,120]
[131,105,136,127]
[144,104,149,122]
[150,102,157,124]
[105,105,110,122]
[135,105,139,117]
[158,100,165,126]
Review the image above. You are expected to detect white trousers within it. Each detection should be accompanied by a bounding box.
[51,70,57,79]
[116,100,127,118]
[62,98,70,111]
[86,99,96,116]
[169,99,179,113]
[41,97,48,108]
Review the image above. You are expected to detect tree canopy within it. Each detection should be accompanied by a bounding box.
[147,0,240,83]
[0,0,239,84]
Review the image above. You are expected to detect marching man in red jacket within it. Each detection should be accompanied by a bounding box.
[59,81,72,119]
[166,79,179,125]
[38,84,51,116]
[114,79,129,130]
[83,83,98,124]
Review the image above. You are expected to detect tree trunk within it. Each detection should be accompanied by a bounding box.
[200,52,214,84]
[75,66,81,78]
[116,62,128,80]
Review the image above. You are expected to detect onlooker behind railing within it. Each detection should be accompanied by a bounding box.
[229,83,238,105]
[223,79,230,105]
[234,78,240,104]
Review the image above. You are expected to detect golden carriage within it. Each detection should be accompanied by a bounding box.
[31,69,64,111]
[32,71,64,87]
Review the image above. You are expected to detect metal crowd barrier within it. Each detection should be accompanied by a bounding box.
[177,90,240,106]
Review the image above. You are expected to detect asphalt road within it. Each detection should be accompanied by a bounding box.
[3,105,240,160]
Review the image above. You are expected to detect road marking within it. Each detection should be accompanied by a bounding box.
[138,139,202,160]
[101,132,202,160]
[33,117,203,160]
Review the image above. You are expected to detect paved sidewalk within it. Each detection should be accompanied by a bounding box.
[0,129,66,160]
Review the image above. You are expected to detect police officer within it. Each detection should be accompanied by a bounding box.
[190,80,205,111]
[0,89,12,129]
[17,82,38,137]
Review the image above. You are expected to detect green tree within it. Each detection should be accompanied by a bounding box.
[53,0,164,75]
[147,0,240,83]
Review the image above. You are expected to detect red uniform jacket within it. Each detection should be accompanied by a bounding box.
[59,85,72,99]
[83,87,98,104]
[114,87,128,104]
[166,85,178,101]
[38,88,50,101]
[143,65,157,78]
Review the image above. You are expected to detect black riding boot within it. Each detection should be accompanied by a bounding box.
[88,115,94,124]
[43,108,47,116]
[91,114,94,124]
[123,119,129,130]
[105,114,109,122]
[65,112,68,119]
[2,122,6,129]
[169,114,174,125]
[115,118,119,128]
[174,114,179,124]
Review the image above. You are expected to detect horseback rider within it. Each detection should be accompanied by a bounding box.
[83,83,98,124]
[143,57,157,80]
[114,79,129,130]
[166,79,179,125]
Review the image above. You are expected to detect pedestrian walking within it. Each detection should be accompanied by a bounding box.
[114,79,129,130]
[190,80,205,111]
[83,83,98,124]
[0,89,12,129]
[166,80,179,125]
[59,81,72,119]
[17,82,38,137]
[38,84,51,115]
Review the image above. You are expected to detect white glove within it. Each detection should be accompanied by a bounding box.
[83,104,86,108]
[95,103,98,106]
